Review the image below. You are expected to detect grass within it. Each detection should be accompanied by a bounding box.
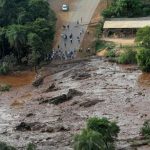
[95,40,115,52]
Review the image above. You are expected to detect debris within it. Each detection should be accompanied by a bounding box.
[79,99,104,107]
[32,75,44,87]
[40,89,83,105]
[72,72,91,80]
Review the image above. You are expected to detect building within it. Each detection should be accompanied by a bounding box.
[103,17,150,38]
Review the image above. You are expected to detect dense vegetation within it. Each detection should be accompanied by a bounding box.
[117,48,137,64]
[136,26,150,72]
[73,117,120,150]
[102,0,150,18]
[0,0,56,72]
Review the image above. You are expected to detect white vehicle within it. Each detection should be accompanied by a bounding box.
[62,4,69,11]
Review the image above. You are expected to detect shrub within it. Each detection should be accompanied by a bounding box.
[136,26,150,48]
[87,117,120,143]
[95,40,115,52]
[74,129,106,150]
[106,49,116,58]
[0,63,10,75]
[73,117,120,150]
[0,142,16,150]
[27,143,36,150]
[141,120,150,139]
[136,47,150,72]
[95,40,104,51]
[117,48,137,64]
[0,84,11,92]
[96,21,104,39]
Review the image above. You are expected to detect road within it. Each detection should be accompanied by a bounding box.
[49,0,100,59]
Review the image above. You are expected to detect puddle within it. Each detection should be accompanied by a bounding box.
[0,71,35,87]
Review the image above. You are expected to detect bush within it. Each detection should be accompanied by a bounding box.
[0,84,11,92]
[117,48,137,64]
[136,47,150,72]
[74,129,106,150]
[73,117,120,150]
[0,63,10,75]
[95,40,115,52]
[141,120,150,139]
[27,143,36,150]
[106,49,116,58]
[87,117,120,143]
[0,142,16,150]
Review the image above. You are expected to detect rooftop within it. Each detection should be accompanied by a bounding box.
[103,17,150,29]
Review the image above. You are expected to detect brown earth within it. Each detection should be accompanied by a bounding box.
[0,57,150,150]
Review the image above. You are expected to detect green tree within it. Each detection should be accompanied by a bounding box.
[0,0,56,67]
[6,25,27,62]
[102,0,145,18]
[28,0,49,20]
[27,33,42,71]
[0,27,6,58]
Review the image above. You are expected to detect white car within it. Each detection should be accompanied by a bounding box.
[62,4,69,11]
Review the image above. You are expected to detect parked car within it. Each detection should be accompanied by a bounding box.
[61,4,69,11]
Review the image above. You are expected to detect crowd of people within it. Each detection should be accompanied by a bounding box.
[48,18,91,62]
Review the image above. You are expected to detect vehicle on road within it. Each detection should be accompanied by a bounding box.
[62,4,69,11]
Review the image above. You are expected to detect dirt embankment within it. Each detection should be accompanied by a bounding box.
[80,0,108,56]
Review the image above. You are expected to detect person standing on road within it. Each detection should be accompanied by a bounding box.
[77,20,79,25]
[81,17,82,23]
[63,25,66,30]
[67,25,69,29]
[69,33,73,39]
[77,36,80,43]
[80,30,82,36]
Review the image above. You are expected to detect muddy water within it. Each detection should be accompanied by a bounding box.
[138,73,150,87]
[0,71,35,87]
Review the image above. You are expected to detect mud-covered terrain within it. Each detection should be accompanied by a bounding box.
[0,57,150,150]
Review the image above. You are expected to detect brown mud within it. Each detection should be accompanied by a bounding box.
[0,71,35,88]
[0,57,150,150]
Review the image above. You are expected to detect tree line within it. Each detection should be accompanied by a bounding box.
[0,0,56,71]
[102,0,150,18]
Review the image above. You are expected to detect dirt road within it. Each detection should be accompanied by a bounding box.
[49,0,100,56]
